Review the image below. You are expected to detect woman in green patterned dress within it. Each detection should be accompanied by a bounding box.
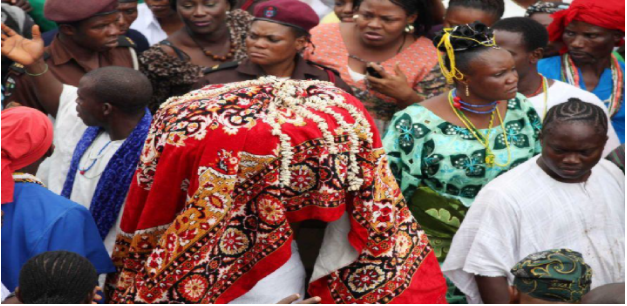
[382,22,542,302]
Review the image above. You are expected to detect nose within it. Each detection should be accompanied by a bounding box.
[563,153,581,165]
[193,5,208,17]
[570,35,585,49]
[342,3,353,13]
[367,18,382,29]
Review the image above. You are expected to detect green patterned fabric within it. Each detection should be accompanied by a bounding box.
[511,249,592,303]
[382,93,542,262]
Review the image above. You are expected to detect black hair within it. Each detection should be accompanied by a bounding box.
[492,17,548,52]
[433,21,495,75]
[18,251,98,304]
[170,0,236,11]
[543,98,609,136]
[353,0,434,37]
[448,0,505,21]
[82,66,153,115]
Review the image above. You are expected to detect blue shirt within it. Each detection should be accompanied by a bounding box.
[538,56,626,143]
[1,181,115,292]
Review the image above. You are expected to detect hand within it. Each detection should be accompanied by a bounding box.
[1,23,45,67]
[91,286,103,304]
[277,294,321,304]
[1,0,33,12]
[366,62,419,108]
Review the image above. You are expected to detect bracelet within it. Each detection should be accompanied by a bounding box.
[25,63,49,77]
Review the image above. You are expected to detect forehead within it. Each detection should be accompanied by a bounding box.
[545,121,605,148]
[250,20,292,35]
[565,20,612,33]
[118,2,138,9]
[445,7,495,27]
[494,30,526,51]
[469,48,514,70]
[358,0,406,15]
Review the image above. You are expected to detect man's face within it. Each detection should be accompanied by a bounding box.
[117,1,139,34]
[563,20,621,66]
[76,79,106,127]
[71,13,122,52]
[494,30,533,79]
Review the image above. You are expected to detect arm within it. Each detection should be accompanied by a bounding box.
[1,23,63,117]
[475,276,510,304]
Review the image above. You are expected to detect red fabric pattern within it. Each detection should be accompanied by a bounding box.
[547,0,625,44]
[107,79,447,303]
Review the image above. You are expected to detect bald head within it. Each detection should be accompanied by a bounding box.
[81,66,152,115]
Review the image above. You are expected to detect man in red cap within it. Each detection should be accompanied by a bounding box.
[193,0,352,94]
[538,0,625,143]
[2,0,139,113]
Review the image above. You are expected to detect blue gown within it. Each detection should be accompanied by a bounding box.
[1,178,115,292]
[538,56,626,143]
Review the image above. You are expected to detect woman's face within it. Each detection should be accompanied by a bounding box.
[353,0,415,47]
[465,48,519,101]
[334,0,354,23]
[145,0,176,19]
[177,0,230,34]
[246,20,304,68]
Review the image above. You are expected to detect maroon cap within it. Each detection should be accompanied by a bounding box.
[44,0,118,23]
[253,0,320,32]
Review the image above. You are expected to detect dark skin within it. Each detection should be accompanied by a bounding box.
[537,123,607,184]
[161,0,232,68]
[57,13,122,70]
[246,21,306,77]
[333,0,355,23]
[509,286,569,304]
[444,7,497,28]
[0,24,145,141]
[493,30,555,97]
[341,0,419,107]
[562,20,622,92]
[582,283,625,304]
[117,1,139,34]
[528,12,564,58]
[145,0,184,35]
[420,48,518,129]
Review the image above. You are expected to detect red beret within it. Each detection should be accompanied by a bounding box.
[44,0,118,23]
[253,0,320,33]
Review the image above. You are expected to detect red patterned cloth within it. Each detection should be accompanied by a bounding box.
[107,78,447,304]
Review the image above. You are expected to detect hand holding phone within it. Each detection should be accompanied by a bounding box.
[366,64,383,78]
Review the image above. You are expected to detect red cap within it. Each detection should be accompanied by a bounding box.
[44,0,118,23]
[253,0,320,33]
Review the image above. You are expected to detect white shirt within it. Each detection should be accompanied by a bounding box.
[442,157,625,303]
[37,85,124,255]
[130,3,168,46]
[528,79,620,156]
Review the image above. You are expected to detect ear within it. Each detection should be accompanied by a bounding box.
[294,36,308,53]
[102,103,114,116]
[58,24,77,36]
[406,13,417,26]
[529,47,544,64]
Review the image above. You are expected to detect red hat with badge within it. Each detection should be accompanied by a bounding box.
[44,0,118,23]
[253,0,320,33]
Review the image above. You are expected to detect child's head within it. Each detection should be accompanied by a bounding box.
[510,249,592,304]
[16,251,98,304]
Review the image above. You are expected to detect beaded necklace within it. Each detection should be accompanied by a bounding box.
[561,53,624,117]
[186,27,236,62]
[451,89,498,114]
[448,90,512,167]
[78,139,113,175]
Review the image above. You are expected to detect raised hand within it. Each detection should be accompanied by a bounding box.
[1,23,44,66]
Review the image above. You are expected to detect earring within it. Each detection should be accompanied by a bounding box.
[353,14,359,20]
[404,24,415,33]
[465,83,470,97]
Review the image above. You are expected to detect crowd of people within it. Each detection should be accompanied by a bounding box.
[0,0,624,303]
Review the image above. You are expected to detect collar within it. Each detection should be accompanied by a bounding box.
[236,55,321,79]
[12,172,45,187]
[48,36,76,66]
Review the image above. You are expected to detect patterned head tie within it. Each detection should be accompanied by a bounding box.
[511,249,593,303]
[525,1,570,17]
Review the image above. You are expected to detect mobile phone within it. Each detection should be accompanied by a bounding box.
[366,66,382,78]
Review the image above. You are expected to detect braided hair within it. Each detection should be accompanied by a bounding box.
[353,0,434,37]
[433,22,496,83]
[448,0,505,21]
[18,251,98,304]
[543,98,609,136]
